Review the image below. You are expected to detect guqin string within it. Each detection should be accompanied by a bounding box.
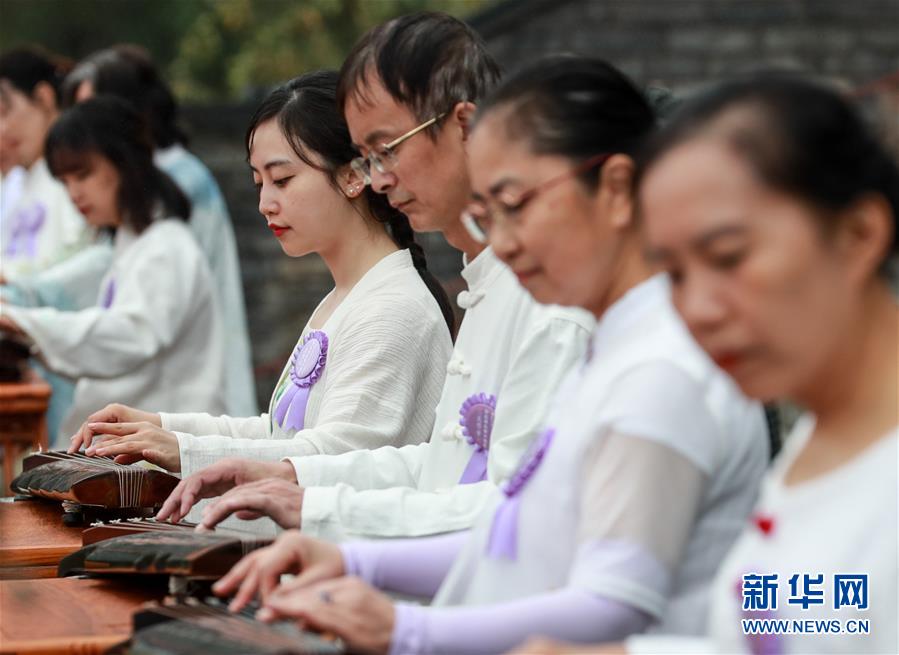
[30,452,145,507]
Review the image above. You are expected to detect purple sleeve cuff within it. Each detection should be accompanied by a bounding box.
[390,602,429,655]
[337,531,469,598]
[387,587,652,655]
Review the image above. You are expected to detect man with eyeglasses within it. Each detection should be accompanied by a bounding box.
[157,11,594,542]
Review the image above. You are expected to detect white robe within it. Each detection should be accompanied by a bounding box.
[4,219,227,439]
[154,145,256,416]
[1,166,26,230]
[434,275,769,637]
[2,159,91,279]
[160,248,454,481]
[288,247,596,542]
[628,418,898,654]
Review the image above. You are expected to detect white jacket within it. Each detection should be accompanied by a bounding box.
[290,247,595,541]
[160,249,454,480]
[6,219,227,439]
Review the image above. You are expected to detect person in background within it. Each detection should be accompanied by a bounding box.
[61,44,257,415]
[0,96,227,439]
[510,74,898,655]
[0,46,89,279]
[0,111,26,225]
[0,46,97,444]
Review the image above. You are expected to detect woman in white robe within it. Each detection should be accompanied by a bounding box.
[69,71,454,481]
[0,47,90,279]
[512,75,899,655]
[0,96,226,441]
[65,44,257,416]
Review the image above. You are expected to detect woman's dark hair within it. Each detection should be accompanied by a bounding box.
[475,55,657,189]
[46,95,190,233]
[62,44,187,148]
[0,45,71,104]
[246,70,455,335]
[635,73,899,273]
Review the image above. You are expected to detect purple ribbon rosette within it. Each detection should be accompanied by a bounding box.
[100,278,116,309]
[486,427,556,560]
[458,393,497,484]
[5,203,46,258]
[273,330,328,431]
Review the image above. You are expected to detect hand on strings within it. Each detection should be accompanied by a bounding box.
[82,421,181,471]
[259,576,396,655]
[213,530,345,613]
[198,477,303,530]
[68,403,161,453]
[505,639,628,655]
[156,459,297,525]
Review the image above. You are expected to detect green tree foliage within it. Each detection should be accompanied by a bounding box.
[0,0,491,101]
[0,0,205,74]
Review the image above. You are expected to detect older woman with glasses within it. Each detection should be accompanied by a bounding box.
[202,56,770,655]
[512,72,899,655]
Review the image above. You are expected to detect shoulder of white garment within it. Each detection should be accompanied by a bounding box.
[141,218,202,249]
[344,249,436,308]
[530,303,596,334]
[577,274,765,468]
[327,249,448,338]
[113,219,205,270]
[588,275,705,371]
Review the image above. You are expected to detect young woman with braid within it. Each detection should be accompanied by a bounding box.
[69,71,454,491]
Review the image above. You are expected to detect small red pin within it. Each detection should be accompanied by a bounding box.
[752,513,775,536]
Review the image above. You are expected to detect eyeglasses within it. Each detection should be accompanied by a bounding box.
[461,152,612,244]
[349,114,446,186]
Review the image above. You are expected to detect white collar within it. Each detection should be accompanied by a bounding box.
[457,247,506,309]
[460,247,505,293]
[113,223,142,258]
[26,158,52,187]
[591,274,669,350]
[153,144,187,169]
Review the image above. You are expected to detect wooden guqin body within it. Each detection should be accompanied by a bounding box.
[80,517,200,545]
[60,520,272,580]
[10,451,179,509]
[126,598,344,654]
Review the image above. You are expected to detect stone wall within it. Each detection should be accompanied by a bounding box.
[469,0,899,92]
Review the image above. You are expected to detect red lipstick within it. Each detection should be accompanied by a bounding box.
[712,352,743,372]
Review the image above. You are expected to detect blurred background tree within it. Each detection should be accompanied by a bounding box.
[0,0,491,101]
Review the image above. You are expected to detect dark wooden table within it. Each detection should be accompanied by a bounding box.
[0,498,83,579]
[0,576,164,654]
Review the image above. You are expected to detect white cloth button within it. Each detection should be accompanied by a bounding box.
[456,289,485,309]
